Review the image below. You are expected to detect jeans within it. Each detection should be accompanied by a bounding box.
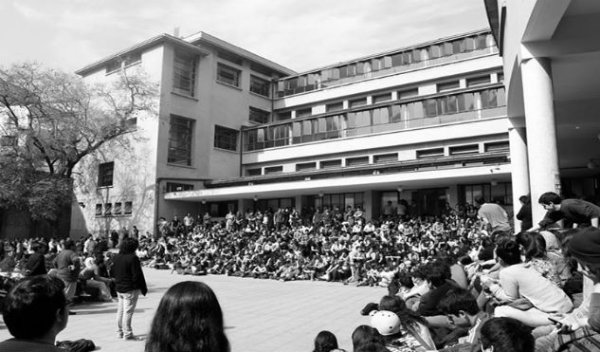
[116,290,140,337]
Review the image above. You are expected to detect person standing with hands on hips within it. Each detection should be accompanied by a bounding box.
[112,237,147,341]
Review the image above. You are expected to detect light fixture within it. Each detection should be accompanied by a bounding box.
[491,179,498,186]
[318,192,324,198]
[396,187,403,193]
[587,159,600,169]
[253,195,258,202]
[201,199,206,205]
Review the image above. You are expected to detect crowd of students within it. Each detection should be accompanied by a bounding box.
[2,191,600,352]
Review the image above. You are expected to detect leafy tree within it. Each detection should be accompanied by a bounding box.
[0,62,157,225]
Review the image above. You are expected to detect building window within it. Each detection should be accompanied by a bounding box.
[417,148,444,158]
[296,162,317,171]
[295,108,312,118]
[249,107,270,124]
[113,202,122,215]
[246,168,262,176]
[449,144,479,155]
[166,183,194,192]
[326,102,344,112]
[104,203,112,216]
[320,159,342,169]
[437,81,460,92]
[264,166,283,174]
[373,93,392,104]
[95,204,102,217]
[398,89,419,100]
[250,75,270,97]
[214,125,238,151]
[350,98,367,108]
[124,201,133,215]
[168,115,194,166]
[346,156,369,166]
[106,60,121,74]
[485,141,509,153]
[374,153,397,163]
[98,162,114,188]
[217,63,241,87]
[173,52,197,97]
[276,111,292,121]
[467,75,491,87]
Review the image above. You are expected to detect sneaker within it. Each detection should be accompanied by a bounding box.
[123,335,140,341]
[117,333,123,339]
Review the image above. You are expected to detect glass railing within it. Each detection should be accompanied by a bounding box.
[276,33,498,98]
[243,105,505,152]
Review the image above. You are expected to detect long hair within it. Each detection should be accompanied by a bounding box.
[145,281,229,352]
[480,317,534,352]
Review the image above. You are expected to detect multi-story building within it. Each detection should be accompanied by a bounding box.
[484,0,600,224]
[71,28,512,236]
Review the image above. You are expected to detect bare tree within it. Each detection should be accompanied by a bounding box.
[0,62,158,223]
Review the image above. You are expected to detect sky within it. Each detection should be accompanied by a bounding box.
[0,0,490,74]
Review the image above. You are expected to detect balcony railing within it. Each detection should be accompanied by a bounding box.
[243,105,505,152]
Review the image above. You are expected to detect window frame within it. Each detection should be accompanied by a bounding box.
[167,115,194,166]
[249,75,270,97]
[217,63,241,88]
[97,161,114,188]
[214,125,239,152]
[173,51,198,97]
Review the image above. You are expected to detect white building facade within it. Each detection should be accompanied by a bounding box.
[72,29,514,237]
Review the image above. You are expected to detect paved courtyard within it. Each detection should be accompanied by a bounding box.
[0,268,386,352]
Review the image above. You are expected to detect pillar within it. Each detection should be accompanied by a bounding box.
[521,57,560,225]
[508,126,530,232]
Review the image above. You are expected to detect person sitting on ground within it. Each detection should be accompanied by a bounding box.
[482,238,572,327]
[145,281,229,352]
[479,317,534,352]
[378,295,435,350]
[515,231,562,287]
[23,241,48,277]
[370,310,433,352]
[312,330,347,352]
[0,276,68,352]
[437,287,490,352]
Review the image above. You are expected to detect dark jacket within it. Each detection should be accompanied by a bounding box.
[111,253,147,295]
[24,252,47,276]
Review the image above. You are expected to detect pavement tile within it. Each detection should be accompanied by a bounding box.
[0,268,385,352]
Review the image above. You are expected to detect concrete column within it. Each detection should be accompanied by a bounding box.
[509,126,530,232]
[521,57,560,225]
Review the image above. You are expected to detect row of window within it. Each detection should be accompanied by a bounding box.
[95,202,133,217]
[277,73,498,121]
[166,115,240,166]
[245,140,509,176]
[216,63,271,97]
[276,33,496,97]
[244,87,506,151]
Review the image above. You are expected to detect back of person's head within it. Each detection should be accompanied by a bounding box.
[519,195,530,204]
[352,325,381,352]
[313,330,339,352]
[480,317,534,352]
[119,237,139,255]
[567,227,600,276]
[354,341,389,352]
[145,281,229,352]
[63,238,75,250]
[516,232,547,260]
[438,287,479,316]
[424,260,451,288]
[3,276,67,339]
[495,239,522,266]
[538,192,562,206]
[474,196,485,205]
[379,295,406,314]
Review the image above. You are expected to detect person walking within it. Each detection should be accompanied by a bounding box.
[112,237,147,340]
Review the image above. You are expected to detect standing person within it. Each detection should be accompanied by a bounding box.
[145,281,229,352]
[516,195,533,232]
[0,276,68,352]
[112,237,147,340]
[54,239,80,314]
[528,192,600,231]
[474,196,511,233]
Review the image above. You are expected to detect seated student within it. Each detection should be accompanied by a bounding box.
[312,330,347,352]
[483,239,573,327]
[479,317,534,352]
[370,310,432,352]
[438,287,490,351]
[0,276,69,352]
